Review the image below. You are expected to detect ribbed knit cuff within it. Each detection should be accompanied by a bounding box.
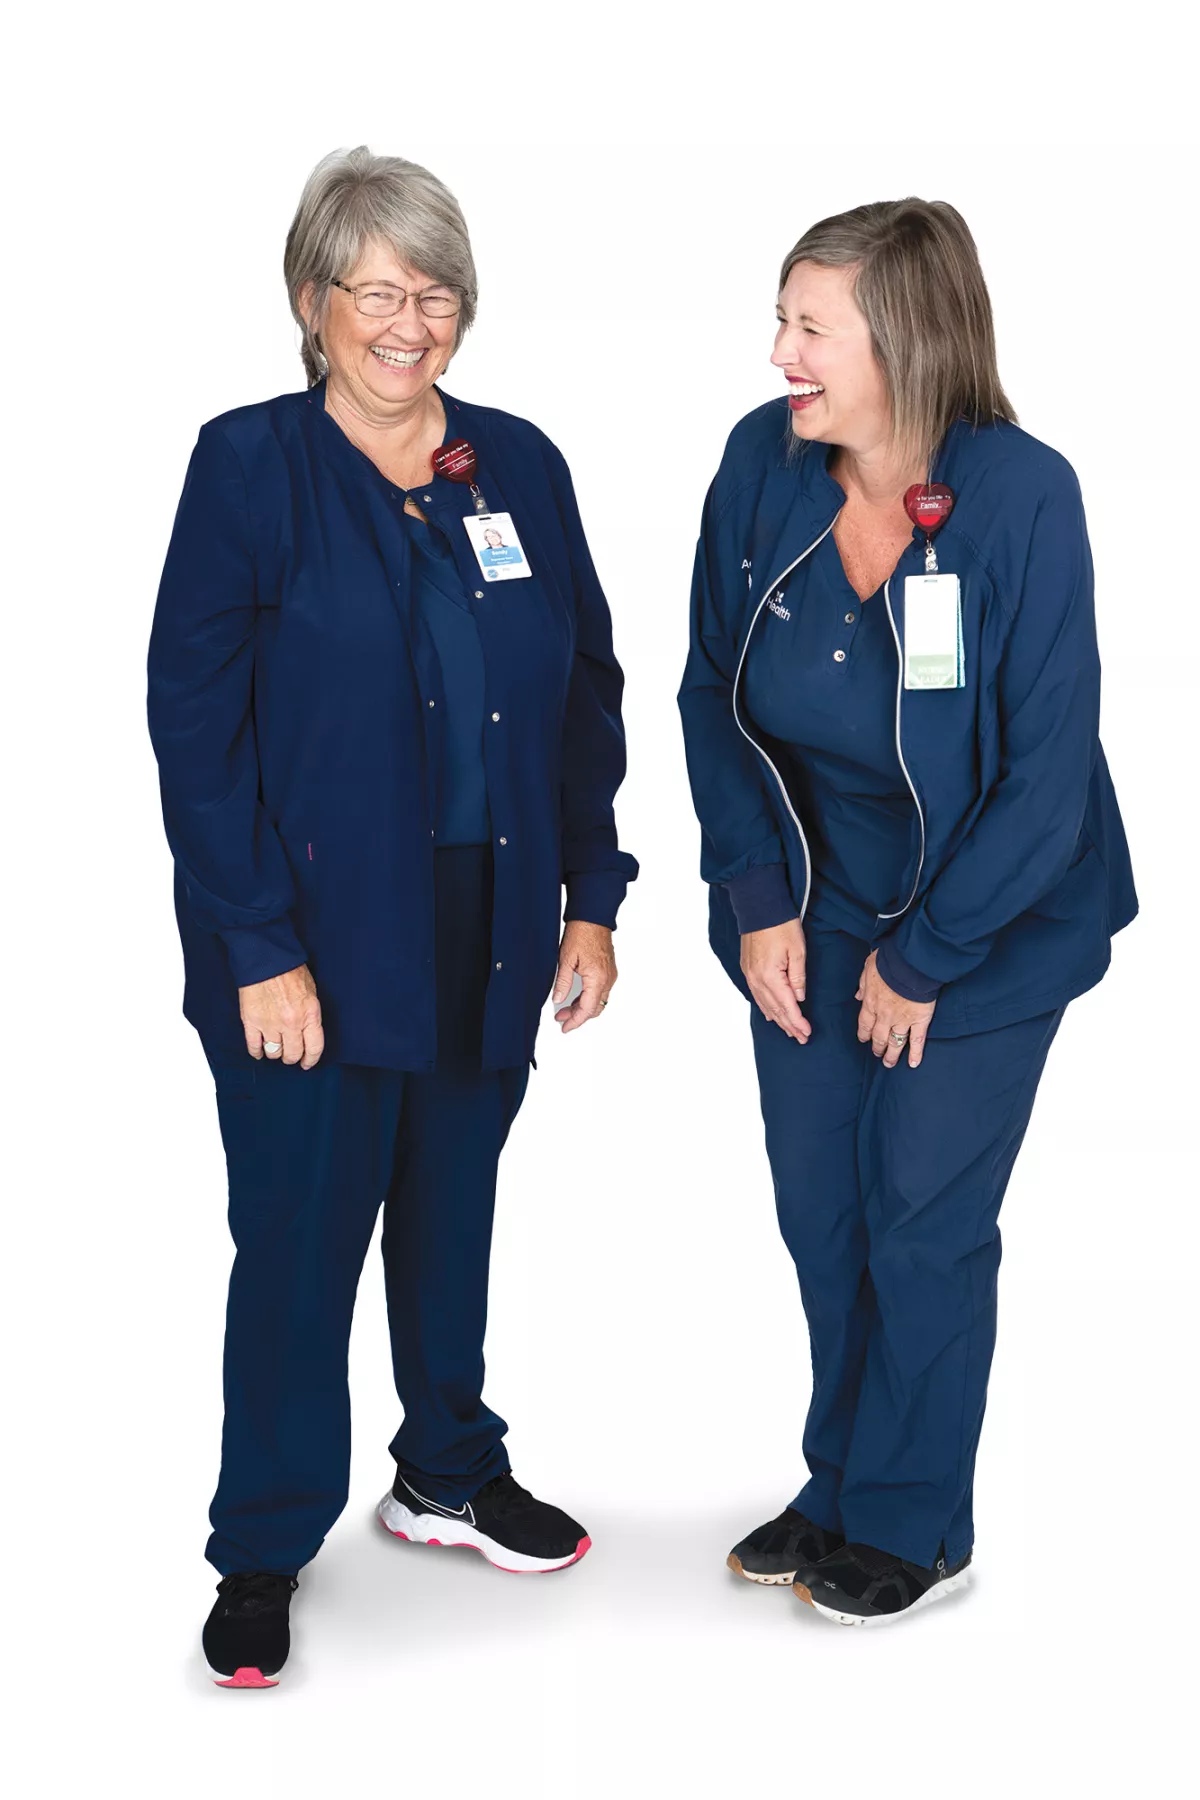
[563,870,628,931]
[874,938,943,1003]
[725,864,800,934]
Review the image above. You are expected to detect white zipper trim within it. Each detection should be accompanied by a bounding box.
[731,519,838,920]
[878,573,926,920]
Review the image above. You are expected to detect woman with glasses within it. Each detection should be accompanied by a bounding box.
[678,199,1135,1624]
[148,146,637,1687]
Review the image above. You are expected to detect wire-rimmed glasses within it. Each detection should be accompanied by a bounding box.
[330,279,460,320]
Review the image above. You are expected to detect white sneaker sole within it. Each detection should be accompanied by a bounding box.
[377,1493,591,1574]
[796,1567,970,1626]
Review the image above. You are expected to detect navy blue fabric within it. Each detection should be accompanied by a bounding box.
[734,531,914,943]
[148,380,637,1074]
[874,937,944,1004]
[751,923,1062,1568]
[725,860,797,935]
[206,847,527,1576]
[408,516,490,846]
[679,405,1137,1037]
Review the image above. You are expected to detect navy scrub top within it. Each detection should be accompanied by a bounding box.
[739,531,914,940]
[407,514,490,847]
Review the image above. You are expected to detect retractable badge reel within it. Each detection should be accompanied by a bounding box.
[432,439,533,582]
[902,483,963,690]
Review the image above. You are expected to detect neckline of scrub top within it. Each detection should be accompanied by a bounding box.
[812,528,884,610]
[305,378,454,504]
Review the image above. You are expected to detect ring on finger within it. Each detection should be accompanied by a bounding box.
[263,1040,283,1056]
[889,1028,909,1045]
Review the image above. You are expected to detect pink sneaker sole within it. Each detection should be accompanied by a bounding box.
[212,1666,280,1689]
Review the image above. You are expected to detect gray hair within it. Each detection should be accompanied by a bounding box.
[284,146,478,386]
[780,199,1016,468]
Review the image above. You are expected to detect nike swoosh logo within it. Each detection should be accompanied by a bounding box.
[401,1478,473,1523]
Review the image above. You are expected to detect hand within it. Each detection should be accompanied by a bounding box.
[855,951,935,1069]
[741,918,811,1044]
[552,921,617,1033]
[240,963,325,1068]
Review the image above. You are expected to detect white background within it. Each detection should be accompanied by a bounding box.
[4,2,1194,1794]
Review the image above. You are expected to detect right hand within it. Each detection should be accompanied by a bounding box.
[740,918,811,1044]
[239,963,325,1068]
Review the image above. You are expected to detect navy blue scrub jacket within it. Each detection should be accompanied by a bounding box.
[148,382,638,1072]
[678,403,1137,1035]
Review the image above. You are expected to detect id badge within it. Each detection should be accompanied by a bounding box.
[462,512,532,582]
[903,573,963,689]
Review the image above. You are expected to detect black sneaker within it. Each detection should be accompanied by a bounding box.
[202,1571,299,1687]
[794,1541,972,1625]
[378,1470,591,1572]
[727,1508,846,1585]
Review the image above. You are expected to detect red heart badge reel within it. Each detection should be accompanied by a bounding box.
[904,483,955,571]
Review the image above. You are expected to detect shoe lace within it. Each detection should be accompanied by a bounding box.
[783,1509,825,1549]
[845,1543,903,1579]
[217,1572,298,1616]
[474,1473,533,1518]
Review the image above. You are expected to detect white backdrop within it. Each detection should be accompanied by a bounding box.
[5,2,1193,1794]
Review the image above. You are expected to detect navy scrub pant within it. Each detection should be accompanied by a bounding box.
[205,846,528,1576]
[751,923,1062,1570]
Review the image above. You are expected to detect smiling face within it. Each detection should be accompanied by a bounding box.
[771,261,891,456]
[302,237,459,421]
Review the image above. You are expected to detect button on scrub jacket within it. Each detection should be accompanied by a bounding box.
[148,382,638,1072]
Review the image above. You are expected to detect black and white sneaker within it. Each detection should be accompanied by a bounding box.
[378,1470,591,1573]
[794,1541,972,1625]
[202,1571,298,1687]
[727,1508,845,1585]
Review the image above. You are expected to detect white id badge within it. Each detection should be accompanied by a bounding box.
[903,573,963,689]
[462,513,532,582]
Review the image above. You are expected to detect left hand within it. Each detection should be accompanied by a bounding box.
[552,921,617,1033]
[856,951,936,1069]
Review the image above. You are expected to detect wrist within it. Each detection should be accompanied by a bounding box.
[563,918,612,938]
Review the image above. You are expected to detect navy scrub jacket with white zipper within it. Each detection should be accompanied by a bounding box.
[678,400,1137,1036]
[148,380,638,1073]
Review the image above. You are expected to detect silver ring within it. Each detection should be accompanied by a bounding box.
[598,999,608,1009]
[889,1028,908,1045]
[263,1040,283,1055]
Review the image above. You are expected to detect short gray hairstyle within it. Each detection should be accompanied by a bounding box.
[284,146,478,386]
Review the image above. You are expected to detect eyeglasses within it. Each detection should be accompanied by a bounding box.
[330,279,460,320]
